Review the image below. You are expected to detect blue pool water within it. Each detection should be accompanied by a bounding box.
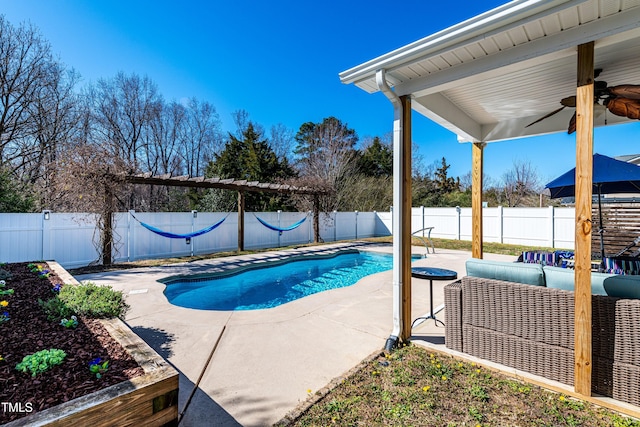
[163,251,407,311]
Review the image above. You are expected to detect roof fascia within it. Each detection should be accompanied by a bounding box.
[394,8,640,98]
[339,0,579,86]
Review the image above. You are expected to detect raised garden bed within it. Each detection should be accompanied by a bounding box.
[0,261,178,426]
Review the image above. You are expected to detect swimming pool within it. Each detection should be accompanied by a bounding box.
[163,250,410,310]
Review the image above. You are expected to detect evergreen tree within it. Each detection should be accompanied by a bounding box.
[357,136,393,177]
[434,157,459,193]
[204,123,296,211]
[0,168,36,212]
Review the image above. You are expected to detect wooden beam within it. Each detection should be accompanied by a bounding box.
[471,142,485,259]
[120,174,326,195]
[574,41,594,397]
[238,191,245,252]
[400,95,412,343]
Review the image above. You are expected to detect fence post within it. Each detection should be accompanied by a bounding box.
[333,210,337,242]
[421,206,425,236]
[42,210,51,261]
[277,210,282,247]
[548,205,555,248]
[390,206,393,235]
[128,210,135,262]
[191,210,198,256]
[456,206,461,240]
[308,210,312,243]
[355,211,358,239]
[373,211,377,237]
[498,205,504,244]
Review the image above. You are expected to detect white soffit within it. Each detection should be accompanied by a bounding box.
[339,0,640,143]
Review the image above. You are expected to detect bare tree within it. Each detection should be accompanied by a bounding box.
[294,117,358,184]
[500,160,542,207]
[27,66,82,208]
[293,117,359,211]
[181,97,222,177]
[146,100,186,176]
[269,123,294,161]
[91,72,162,171]
[231,109,263,140]
[0,17,57,170]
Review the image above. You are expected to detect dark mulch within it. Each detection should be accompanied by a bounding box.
[0,262,144,424]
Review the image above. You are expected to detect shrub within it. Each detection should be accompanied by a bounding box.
[58,282,129,319]
[16,349,66,376]
[39,296,74,322]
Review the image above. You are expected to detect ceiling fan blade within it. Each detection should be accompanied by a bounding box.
[567,112,577,134]
[606,97,640,119]
[609,85,640,100]
[525,106,566,128]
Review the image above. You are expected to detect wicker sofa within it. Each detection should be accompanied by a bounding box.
[444,259,640,406]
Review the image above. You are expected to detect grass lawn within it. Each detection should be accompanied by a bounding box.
[281,345,640,427]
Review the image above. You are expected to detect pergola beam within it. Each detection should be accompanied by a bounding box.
[118,173,327,196]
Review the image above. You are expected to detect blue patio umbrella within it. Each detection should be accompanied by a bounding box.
[545,153,640,261]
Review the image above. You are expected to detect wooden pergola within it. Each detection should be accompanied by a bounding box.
[340,0,640,399]
[102,172,328,263]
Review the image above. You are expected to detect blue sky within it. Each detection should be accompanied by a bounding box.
[3,0,640,185]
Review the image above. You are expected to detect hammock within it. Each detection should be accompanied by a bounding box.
[254,214,306,234]
[132,214,227,239]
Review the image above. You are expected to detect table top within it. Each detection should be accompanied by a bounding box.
[411,267,458,280]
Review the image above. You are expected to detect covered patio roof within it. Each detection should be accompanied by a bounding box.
[339,0,640,408]
[340,0,640,143]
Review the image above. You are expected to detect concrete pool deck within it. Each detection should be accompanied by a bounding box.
[75,242,516,426]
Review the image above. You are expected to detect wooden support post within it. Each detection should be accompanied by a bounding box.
[102,183,114,266]
[574,41,594,396]
[471,142,485,259]
[399,95,412,343]
[313,195,320,243]
[238,191,245,252]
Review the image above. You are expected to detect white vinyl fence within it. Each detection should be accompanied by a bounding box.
[0,207,575,268]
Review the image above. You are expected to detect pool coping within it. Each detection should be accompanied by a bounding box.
[158,247,363,284]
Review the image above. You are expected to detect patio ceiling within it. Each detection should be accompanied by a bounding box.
[339,0,640,143]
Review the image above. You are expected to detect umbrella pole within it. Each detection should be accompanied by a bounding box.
[598,185,605,270]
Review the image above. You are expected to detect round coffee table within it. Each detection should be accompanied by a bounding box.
[411,267,457,327]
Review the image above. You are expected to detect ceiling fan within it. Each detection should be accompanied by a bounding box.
[526,69,640,133]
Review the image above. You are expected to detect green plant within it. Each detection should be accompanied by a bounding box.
[469,384,489,402]
[60,315,78,328]
[39,296,74,322]
[468,406,484,422]
[15,349,66,376]
[88,357,109,379]
[58,282,129,319]
[0,279,13,296]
